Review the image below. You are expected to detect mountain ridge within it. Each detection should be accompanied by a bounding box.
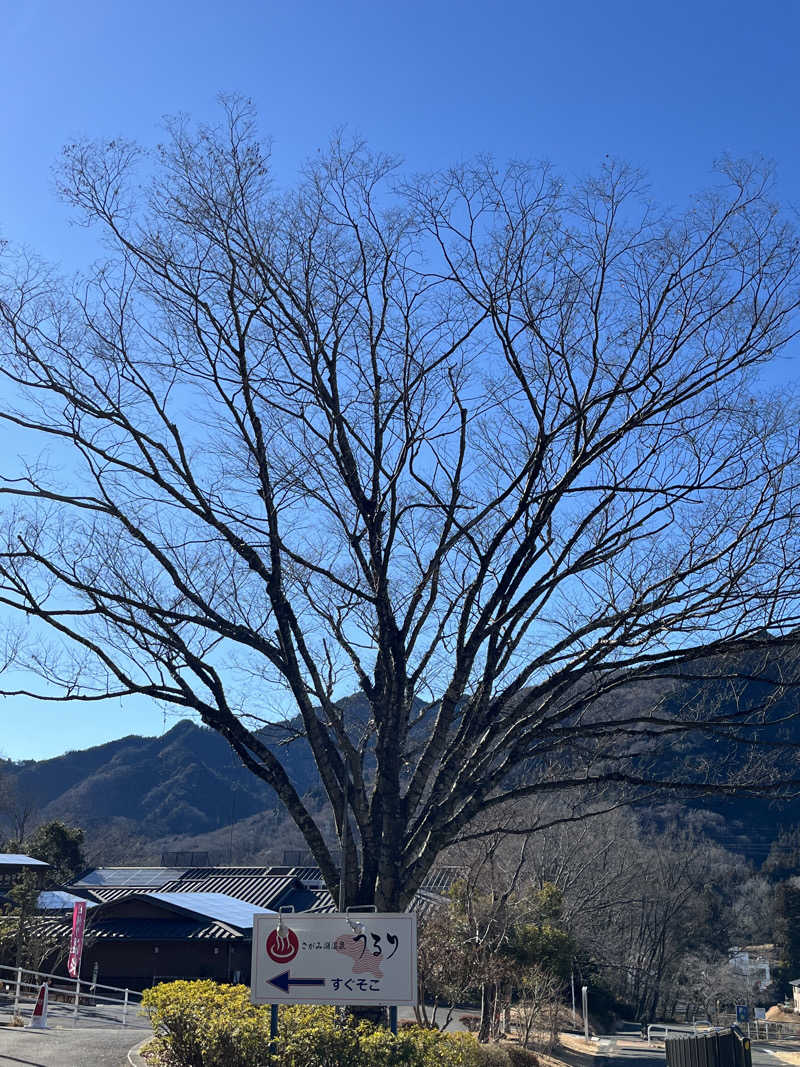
[3,645,800,866]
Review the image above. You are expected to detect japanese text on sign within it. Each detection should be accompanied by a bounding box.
[251,912,417,1006]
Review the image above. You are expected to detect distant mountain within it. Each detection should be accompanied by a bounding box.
[0,718,321,853]
[2,643,799,867]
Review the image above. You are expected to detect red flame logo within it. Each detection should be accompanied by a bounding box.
[266,927,299,963]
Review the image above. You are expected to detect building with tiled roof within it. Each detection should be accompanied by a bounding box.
[38,862,455,988]
[30,890,277,989]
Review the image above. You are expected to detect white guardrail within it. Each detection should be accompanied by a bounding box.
[648,1024,703,1043]
[649,1020,793,1044]
[0,963,145,1028]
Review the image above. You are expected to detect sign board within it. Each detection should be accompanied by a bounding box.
[251,912,417,1006]
[736,1005,749,1023]
[755,1007,766,1021]
[67,901,87,978]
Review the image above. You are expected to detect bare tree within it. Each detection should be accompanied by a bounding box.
[1,99,800,911]
[0,772,36,848]
[514,964,563,1051]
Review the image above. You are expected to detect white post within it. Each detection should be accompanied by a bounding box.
[122,988,129,1027]
[13,967,21,1015]
[73,978,80,1026]
[582,985,589,1042]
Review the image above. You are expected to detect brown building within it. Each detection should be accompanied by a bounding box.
[39,890,278,991]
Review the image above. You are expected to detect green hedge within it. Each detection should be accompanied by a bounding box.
[141,981,512,1067]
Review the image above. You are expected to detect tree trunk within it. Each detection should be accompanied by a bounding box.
[478,982,493,1043]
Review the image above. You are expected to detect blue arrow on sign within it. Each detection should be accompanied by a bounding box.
[268,970,326,994]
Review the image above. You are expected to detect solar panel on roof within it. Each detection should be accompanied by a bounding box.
[75,868,189,887]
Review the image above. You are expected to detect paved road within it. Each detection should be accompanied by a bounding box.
[0,1027,143,1067]
[592,1033,666,1067]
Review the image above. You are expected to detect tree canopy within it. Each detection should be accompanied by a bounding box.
[24,820,86,884]
[1,99,800,908]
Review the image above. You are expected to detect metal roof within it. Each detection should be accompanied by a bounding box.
[38,890,98,910]
[158,875,299,910]
[293,887,447,919]
[19,907,245,943]
[67,867,449,923]
[147,892,275,929]
[91,917,242,941]
[0,853,49,867]
[261,864,462,892]
[287,866,326,881]
[178,866,272,879]
[409,890,449,920]
[301,888,337,913]
[82,887,148,902]
[418,867,465,892]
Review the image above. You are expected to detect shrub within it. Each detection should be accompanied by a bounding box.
[470,1044,512,1067]
[142,981,491,1067]
[505,1048,539,1067]
[142,981,271,1067]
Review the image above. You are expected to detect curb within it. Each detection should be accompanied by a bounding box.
[127,1038,149,1066]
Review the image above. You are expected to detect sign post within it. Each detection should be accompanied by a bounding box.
[252,913,417,1008]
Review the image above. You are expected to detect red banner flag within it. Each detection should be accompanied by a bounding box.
[67,901,87,978]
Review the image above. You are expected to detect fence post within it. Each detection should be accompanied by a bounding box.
[13,967,21,1015]
[122,988,129,1027]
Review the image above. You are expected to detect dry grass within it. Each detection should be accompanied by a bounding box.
[557,1032,602,1057]
[537,1051,585,1067]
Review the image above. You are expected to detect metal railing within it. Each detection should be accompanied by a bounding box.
[649,1023,714,1043]
[716,1012,800,1041]
[0,963,145,1028]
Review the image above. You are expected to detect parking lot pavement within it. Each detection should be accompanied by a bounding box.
[0,1025,145,1067]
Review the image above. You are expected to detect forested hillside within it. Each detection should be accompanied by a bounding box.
[2,643,800,865]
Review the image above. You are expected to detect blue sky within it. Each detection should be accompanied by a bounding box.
[1,0,799,759]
